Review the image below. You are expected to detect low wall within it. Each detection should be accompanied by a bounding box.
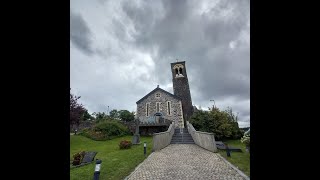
[152,122,175,151]
[70,121,95,132]
[187,121,217,152]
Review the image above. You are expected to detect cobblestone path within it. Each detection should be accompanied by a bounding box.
[127,144,247,180]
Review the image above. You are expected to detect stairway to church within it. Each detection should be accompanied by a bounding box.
[170,128,195,144]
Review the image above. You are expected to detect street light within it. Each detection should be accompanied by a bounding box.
[236,112,239,121]
[210,100,215,109]
[93,159,102,180]
[144,142,147,157]
[225,143,231,157]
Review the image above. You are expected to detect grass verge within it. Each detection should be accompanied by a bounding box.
[70,135,153,180]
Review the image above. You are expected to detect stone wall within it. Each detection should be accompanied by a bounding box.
[187,121,217,153]
[70,121,95,132]
[137,89,184,128]
[152,122,175,151]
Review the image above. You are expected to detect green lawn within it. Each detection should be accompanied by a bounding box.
[217,139,250,177]
[70,135,153,180]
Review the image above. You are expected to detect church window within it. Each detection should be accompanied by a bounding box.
[167,101,171,115]
[146,103,150,117]
[156,102,160,112]
[179,68,183,75]
[155,93,161,98]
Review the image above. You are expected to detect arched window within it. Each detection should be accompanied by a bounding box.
[173,64,184,77]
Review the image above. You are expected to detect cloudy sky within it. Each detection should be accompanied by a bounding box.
[70,0,250,127]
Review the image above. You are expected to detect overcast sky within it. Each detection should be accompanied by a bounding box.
[70,0,250,127]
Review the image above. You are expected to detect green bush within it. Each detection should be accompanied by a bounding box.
[72,151,85,165]
[189,107,243,141]
[79,120,129,141]
[241,129,250,147]
[119,140,132,149]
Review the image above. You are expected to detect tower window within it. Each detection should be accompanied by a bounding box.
[173,64,184,77]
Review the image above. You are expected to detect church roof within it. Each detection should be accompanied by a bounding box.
[136,86,181,104]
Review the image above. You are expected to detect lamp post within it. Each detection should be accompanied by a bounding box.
[225,143,231,157]
[210,100,215,109]
[93,159,102,180]
[144,142,147,157]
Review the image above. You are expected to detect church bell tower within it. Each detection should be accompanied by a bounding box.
[171,61,193,123]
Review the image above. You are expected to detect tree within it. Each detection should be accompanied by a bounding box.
[224,107,243,139]
[81,110,94,121]
[92,112,108,123]
[118,110,135,122]
[70,90,86,127]
[109,109,119,119]
[189,106,242,140]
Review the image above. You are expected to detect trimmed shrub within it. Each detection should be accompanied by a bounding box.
[94,120,129,137]
[119,140,132,149]
[79,120,130,141]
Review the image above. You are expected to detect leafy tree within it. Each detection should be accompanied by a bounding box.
[109,109,119,119]
[93,112,109,123]
[70,90,86,126]
[118,110,134,122]
[224,107,243,139]
[92,109,134,122]
[189,106,242,140]
[81,110,94,121]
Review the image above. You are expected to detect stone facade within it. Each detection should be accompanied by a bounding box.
[136,87,184,128]
[171,61,194,122]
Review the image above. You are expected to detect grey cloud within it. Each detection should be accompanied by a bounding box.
[121,0,250,101]
[71,0,250,127]
[70,11,93,55]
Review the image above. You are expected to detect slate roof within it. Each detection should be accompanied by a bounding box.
[136,87,181,104]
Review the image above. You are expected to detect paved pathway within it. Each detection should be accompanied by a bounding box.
[127,144,247,180]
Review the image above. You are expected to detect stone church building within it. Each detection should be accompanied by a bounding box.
[136,61,194,128]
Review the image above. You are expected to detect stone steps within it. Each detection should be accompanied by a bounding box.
[170,128,195,144]
[171,139,194,142]
[171,138,193,141]
[170,141,195,144]
[172,134,192,137]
